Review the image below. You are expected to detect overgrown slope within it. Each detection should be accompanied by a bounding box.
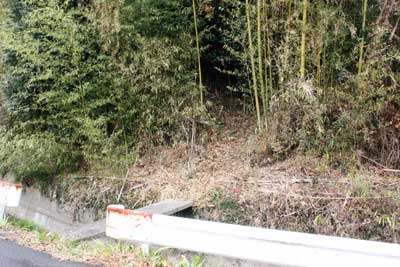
[0,0,398,235]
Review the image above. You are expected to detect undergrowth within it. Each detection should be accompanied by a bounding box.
[200,178,400,243]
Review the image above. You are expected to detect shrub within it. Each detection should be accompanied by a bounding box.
[0,129,78,185]
[0,0,204,185]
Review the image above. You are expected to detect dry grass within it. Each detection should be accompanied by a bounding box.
[0,222,155,267]
[1,111,397,267]
[60,111,399,243]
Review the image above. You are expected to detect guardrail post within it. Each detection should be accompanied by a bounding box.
[106,205,153,256]
[0,204,5,220]
[141,243,150,256]
[0,181,23,220]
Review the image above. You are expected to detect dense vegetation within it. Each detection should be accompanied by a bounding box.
[0,0,399,185]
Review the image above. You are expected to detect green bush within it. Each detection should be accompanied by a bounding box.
[0,0,203,185]
[93,0,201,146]
[2,0,123,143]
[0,129,78,185]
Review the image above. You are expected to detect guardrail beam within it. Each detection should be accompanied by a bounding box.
[106,205,400,267]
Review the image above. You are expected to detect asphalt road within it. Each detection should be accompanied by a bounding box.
[0,238,96,267]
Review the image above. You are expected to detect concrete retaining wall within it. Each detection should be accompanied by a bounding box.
[6,187,100,239]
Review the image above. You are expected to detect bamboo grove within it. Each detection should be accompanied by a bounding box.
[214,0,399,168]
[241,0,399,130]
[0,0,399,185]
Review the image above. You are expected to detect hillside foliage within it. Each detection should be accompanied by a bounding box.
[0,0,399,185]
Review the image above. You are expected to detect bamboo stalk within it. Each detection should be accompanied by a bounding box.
[357,0,368,80]
[257,0,267,120]
[246,0,262,131]
[300,0,308,79]
[316,10,322,86]
[316,47,321,85]
[265,1,273,104]
[192,0,203,104]
[262,0,269,107]
[283,0,293,82]
[322,42,327,89]
[262,0,273,107]
[244,48,253,114]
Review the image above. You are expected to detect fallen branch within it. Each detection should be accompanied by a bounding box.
[259,189,393,201]
[72,175,145,182]
[356,150,385,168]
[356,150,400,173]
[390,17,399,41]
[383,168,400,173]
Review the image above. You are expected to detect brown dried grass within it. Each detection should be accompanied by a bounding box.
[61,111,399,243]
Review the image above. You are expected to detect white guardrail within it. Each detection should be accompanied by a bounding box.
[0,181,23,219]
[106,205,400,267]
